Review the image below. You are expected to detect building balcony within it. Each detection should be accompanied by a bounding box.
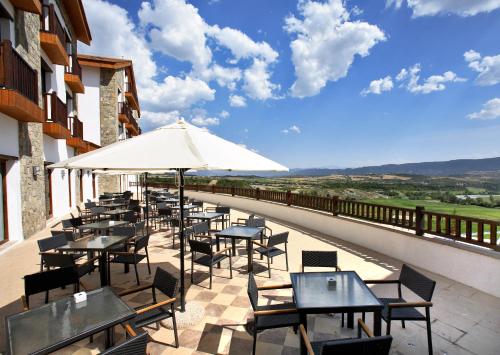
[66,115,86,150]
[126,114,140,136]
[64,55,84,94]
[43,92,70,139]
[40,4,69,66]
[118,101,131,124]
[0,40,43,123]
[124,81,139,111]
[10,0,41,14]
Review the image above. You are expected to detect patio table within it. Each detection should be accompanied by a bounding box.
[77,220,128,236]
[103,202,128,210]
[290,271,383,354]
[186,212,224,231]
[5,287,134,354]
[101,208,132,221]
[57,234,131,286]
[215,226,262,272]
[170,204,197,211]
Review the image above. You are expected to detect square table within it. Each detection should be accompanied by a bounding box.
[101,209,132,221]
[77,220,128,236]
[290,271,383,354]
[215,226,262,272]
[171,204,197,211]
[186,212,224,231]
[57,234,131,286]
[103,202,128,210]
[5,287,135,355]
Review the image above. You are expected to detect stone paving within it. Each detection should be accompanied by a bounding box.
[1,204,500,354]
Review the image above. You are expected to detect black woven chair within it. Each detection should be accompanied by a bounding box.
[142,206,159,229]
[300,319,393,355]
[108,235,151,285]
[247,273,299,355]
[22,267,80,309]
[253,232,289,278]
[37,234,84,271]
[192,221,216,244]
[247,218,272,239]
[301,250,341,272]
[364,264,436,355]
[170,219,192,250]
[123,211,138,224]
[119,267,179,348]
[189,239,232,289]
[158,207,173,229]
[100,326,148,355]
[50,230,76,241]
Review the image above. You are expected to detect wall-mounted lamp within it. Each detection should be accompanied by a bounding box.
[76,170,82,177]
[26,166,41,178]
[61,170,66,178]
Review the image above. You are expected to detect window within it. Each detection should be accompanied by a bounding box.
[0,3,13,43]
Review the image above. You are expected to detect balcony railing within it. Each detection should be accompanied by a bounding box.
[128,112,139,133]
[41,4,66,47]
[65,52,82,80]
[119,101,132,122]
[140,183,500,251]
[124,81,139,106]
[0,40,38,104]
[44,92,68,128]
[70,115,83,139]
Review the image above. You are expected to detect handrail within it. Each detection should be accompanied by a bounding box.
[137,182,500,251]
[44,92,68,128]
[0,40,38,103]
[70,115,83,139]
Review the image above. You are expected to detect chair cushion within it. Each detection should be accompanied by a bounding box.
[380,298,426,321]
[132,306,173,328]
[193,253,228,267]
[254,246,285,258]
[255,302,299,330]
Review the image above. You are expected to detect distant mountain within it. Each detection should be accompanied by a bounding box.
[289,157,500,177]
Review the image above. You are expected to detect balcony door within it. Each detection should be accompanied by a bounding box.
[0,159,7,243]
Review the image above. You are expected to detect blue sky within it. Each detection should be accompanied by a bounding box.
[81,0,500,168]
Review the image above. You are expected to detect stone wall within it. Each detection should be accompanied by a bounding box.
[98,68,123,193]
[15,10,46,238]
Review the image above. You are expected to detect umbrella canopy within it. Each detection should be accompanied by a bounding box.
[92,169,176,175]
[49,120,288,172]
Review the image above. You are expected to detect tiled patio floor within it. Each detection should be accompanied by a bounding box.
[1,203,500,354]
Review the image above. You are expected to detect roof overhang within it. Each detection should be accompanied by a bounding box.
[62,0,91,45]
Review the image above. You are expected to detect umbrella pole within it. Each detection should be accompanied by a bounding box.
[145,172,149,232]
[136,174,139,201]
[179,169,186,312]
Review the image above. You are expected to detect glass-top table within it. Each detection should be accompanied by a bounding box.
[170,204,197,210]
[290,271,383,354]
[101,209,132,220]
[215,226,263,272]
[187,212,224,230]
[5,287,134,355]
[77,220,128,235]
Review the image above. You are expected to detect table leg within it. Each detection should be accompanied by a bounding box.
[260,231,264,260]
[374,309,382,336]
[216,235,221,268]
[231,238,236,256]
[247,239,253,272]
[124,242,130,273]
[347,311,354,328]
[105,326,115,348]
[299,313,308,355]
[99,253,108,287]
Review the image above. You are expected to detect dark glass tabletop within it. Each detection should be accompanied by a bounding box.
[187,212,224,220]
[77,220,128,230]
[216,226,262,239]
[291,271,382,311]
[6,287,134,355]
[101,209,131,216]
[104,203,127,209]
[57,235,130,252]
[171,204,196,210]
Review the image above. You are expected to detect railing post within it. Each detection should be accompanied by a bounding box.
[196,184,199,192]
[332,196,339,216]
[286,190,292,206]
[211,185,215,194]
[256,188,260,200]
[415,206,425,236]
[231,186,235,196]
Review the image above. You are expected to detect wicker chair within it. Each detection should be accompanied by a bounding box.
[100,326,148,355]
[40,253,98,292]
[363,264,436,355]
[119,267,179,348]
[247,273,299,355]
[189,239,232,289]
[253,232,289,278]
[37,234,84,271]
[300,319,393,355]
[301,250,341,272]
[108,235,151,285]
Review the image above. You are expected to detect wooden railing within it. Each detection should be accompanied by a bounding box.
[0,40,38,103]
[125,81,139,104]
[65,50,82,79]
[70,115,83,138]
[44,92,68,128]
[140,182,500,251]
[41,4,66,47]
[119,102,132,121]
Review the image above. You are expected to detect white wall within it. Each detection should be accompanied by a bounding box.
[0,115,19,157]
[78,66,101,146]
[188,192,500,299]
[5,160,23,241]
[81,169,94,202]
[50,168,70,218]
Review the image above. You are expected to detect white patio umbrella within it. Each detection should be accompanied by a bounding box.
[49,120,288,310]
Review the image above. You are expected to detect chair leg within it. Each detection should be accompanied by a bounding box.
[191,258,194,284]
[172,305,179,348]
[386,318,392,335]
[133,263,140,285]
[252,326,258,355]
[209,264,213,289]
[426,308,433,355]
[342,312,345,327]
[402,320,406,328]
[146,248,151,274]
[267,256,271,278]
[285,251,289,271]
[229,255,233,279]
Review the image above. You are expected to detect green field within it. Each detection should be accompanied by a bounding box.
[364,199,500,221]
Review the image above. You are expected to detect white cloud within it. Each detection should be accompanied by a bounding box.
[141,110,180,129]
[386,0,500,17]
[464,50,500,86]
[396,64,466,94]
[192,115,220,126]
[467,98,500,120]
[243,59,280,100]
[361,76,394,96]
[229,94,247,107]
[219,110,230,118]
[284,0,386,98]
[199,64,242,90]
[282,125,301,134]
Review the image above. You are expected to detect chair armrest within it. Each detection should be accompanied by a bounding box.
[257,283,292,290]
[264,226,273,235]
[252,240,267,249]
[388,301,433,308]
[121,322,137,337]
[136,297,176,315]
[364,279,400,284]
[358,319,373,338]
[253,308,297,316]
[119,283,154,297]
[20,295,28,311]
[214,246,232,256]
[299,325,315,355]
